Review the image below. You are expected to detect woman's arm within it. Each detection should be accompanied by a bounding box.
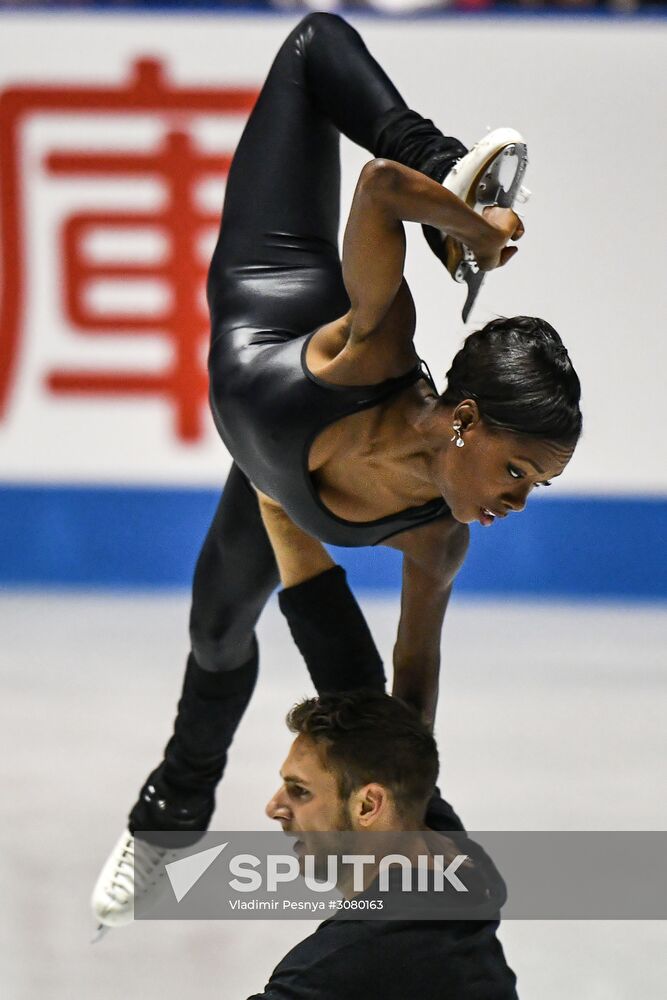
[258,488,470,727]
[385,518,470,727]
[341,158,522,341]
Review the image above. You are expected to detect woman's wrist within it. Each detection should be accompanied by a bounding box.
[446,206,499,259]
[369,160,500,256]
[364,159,516,273]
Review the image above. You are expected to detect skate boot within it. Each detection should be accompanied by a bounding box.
[431,127,529,322]
[91,828,188,930]
[91,650,257,933]
[92,766,214,932]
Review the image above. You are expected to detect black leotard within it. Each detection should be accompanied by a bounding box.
[209,327,449,547]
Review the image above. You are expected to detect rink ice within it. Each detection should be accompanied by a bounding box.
[1,591,666,999]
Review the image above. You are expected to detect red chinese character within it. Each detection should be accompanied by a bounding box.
[0,59,257,441]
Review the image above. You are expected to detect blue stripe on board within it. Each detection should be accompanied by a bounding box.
[0,485,665,598]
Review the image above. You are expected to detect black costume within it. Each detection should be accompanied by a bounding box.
[129,13,466,834]
[211,333,448,547]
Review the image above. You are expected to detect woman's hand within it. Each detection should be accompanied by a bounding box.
[343,161,526,337]
[473,206,525,271]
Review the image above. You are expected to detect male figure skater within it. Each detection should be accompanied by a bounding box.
[251,690,518,1000]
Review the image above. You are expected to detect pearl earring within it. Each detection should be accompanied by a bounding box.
[451,422,465,448]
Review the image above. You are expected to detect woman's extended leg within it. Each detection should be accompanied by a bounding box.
[128,464,279,833]
[208,12,467,337]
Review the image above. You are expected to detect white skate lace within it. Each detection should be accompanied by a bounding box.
[107,834,171,905]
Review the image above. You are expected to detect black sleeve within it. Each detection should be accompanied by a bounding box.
[277,565,385,694]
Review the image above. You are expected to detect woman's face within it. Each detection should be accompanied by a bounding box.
[435,408,575,527]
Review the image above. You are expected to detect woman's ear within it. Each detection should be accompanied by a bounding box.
[453,399,480,431]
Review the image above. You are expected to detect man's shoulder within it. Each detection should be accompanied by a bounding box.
[426,789,466,832]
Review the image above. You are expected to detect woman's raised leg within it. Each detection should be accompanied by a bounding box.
[208,13,467,335]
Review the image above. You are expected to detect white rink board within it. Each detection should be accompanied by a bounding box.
[0,13,665,491]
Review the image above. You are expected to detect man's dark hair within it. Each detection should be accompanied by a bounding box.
[440,316,582,447]
[287,691,438,822]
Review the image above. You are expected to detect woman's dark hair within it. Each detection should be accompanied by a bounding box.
[287,691,438,822]
[440,316,582,445]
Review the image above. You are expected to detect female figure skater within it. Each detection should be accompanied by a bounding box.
[93,13,581,926]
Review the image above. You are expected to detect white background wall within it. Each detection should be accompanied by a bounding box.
[0,12,665,494]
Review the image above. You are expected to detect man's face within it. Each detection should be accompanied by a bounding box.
[265,734,352,835]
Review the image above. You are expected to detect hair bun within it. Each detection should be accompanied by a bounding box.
[440,315,582,444]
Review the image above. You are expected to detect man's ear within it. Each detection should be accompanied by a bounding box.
[350,783,390,829]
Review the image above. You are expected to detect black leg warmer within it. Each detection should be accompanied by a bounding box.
[374,107,466,184]
[375,106,468,266]
[128,644,258,836]
[278,565,385,695]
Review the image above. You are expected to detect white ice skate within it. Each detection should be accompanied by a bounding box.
[91,828,180,934]
[441,127,530,322]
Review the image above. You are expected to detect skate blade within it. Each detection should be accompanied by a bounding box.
[471,141,528,212]
[459,141,528,323]
[91,923,112,944]
[462,270,485,323]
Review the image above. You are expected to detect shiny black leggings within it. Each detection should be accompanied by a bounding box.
[130,15,466,827]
